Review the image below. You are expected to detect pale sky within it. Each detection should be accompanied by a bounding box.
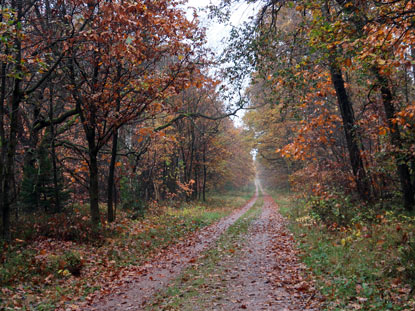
[186,0,258,54]
[185,0,259,126]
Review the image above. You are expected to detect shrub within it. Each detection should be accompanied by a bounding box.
[398,235,415,286]
[308,194,355,226]
[57,251,83,276]
[17,212,104,243]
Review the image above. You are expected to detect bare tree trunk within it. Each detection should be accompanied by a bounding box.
[332,0,414,209]
[375,72,414,210]
[322,2,371,200]
[329,64,371,199]
[2,0,22,240]
[107,128,118,222]
[49,86,61,212]
[203,144,207,202]
[0,50,7,233]
[88,147,100,226]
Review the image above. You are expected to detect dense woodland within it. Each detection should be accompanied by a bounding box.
[2,0,415,309]
[0,0,254,240]
[241,0,415,217]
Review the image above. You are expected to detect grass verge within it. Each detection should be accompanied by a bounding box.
[0,190,254,311]
[272,189,415,311]
[147,195,264,311]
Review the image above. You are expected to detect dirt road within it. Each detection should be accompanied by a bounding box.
[80,188,320,311]
[84,189,259,310]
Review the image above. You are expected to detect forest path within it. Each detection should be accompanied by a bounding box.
[149,192,320,311]
[83,188,259,311]
[195,194,319,310]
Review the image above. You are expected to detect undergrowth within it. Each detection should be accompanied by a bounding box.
[272,189,415,311]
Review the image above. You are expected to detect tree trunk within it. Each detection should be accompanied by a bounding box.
[88,148,100,226]
[154,181,160,201]
[375,72,414,210]
[202,144,207,202]
[113,181,117,219]
[85,121,100,226]
[49,87,61,212]
[329,64,371,199]
[2,0,22,239]
[0,50,7,226]
[107,128,118,222]
[333,0,414,209]
[2,79,20,240]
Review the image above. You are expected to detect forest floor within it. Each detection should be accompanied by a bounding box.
[77,189,321,311]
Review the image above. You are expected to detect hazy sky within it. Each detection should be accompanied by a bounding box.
[185,0,259,126]
[186,0,258,54]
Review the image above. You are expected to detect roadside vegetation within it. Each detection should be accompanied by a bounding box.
[272,189,415,311]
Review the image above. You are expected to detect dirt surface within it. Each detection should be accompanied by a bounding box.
[78,188,321,311]
[201,194,320,311]
[83,190,259,311]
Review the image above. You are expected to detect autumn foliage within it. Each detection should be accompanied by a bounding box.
[0,0,254,239]
[242,0,415,214]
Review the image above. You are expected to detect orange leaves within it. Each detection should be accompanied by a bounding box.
[344,58,352,68]
[176,179,195,196]
[379,127,388,136]
[138,127,153,137]
[71,0,205,149]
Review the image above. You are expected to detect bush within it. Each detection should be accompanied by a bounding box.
[308,194,355,226]
[20,145,70,213]
[46,251,83,277]
[398,235,415,286]
[14,211,104,244]
[120,176,148,217]
[307,190,385,227]
[59,251,83,276]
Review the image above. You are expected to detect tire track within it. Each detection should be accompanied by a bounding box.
[82,188,259,311]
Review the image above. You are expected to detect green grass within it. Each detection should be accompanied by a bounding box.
[270,188,415,311]
[147,195,264,311]
[0,190,255,311]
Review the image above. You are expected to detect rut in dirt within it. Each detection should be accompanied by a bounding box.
[82,188,259,311]
[194,194,320,311]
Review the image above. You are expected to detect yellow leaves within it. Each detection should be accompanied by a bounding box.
[178,54,184,61]
[341,236,354,247]
[57,269,71,277]
[378,59,386,66]
[295,5,303,12]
